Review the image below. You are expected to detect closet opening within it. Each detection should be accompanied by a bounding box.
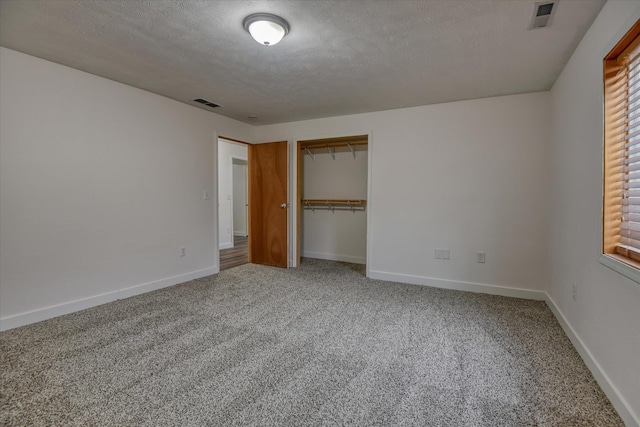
[297,135,369,273]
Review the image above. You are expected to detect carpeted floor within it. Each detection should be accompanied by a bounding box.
[0,259,623,426]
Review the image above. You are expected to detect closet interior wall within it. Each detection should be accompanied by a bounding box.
[298,136,368,265]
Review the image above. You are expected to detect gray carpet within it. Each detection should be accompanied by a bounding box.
[0,258,623,426]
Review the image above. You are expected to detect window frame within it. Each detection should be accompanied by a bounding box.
[601,19,640,283]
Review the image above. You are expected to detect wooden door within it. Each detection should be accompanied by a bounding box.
[248,141,288,268]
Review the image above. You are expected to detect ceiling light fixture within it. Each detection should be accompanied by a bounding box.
[243,13,289,46]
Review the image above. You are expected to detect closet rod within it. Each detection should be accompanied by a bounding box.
[304,205,366,212]
[303,200,366,213]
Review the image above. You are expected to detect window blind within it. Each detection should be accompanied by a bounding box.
[604,24,640,261]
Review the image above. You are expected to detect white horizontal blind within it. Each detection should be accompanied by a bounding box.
[615,47,640,254]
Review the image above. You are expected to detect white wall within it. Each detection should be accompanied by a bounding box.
[232,160,248,237]
[217,139,248,249]
[0,47,254,330]
[302,145,368,264]
[258,91,551,296]
[548,1,640,424]
[2,9,636,421]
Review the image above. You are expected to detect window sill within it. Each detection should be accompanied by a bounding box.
[599,253,640,284]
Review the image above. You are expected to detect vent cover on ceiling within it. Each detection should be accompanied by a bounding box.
[193,98,221,108]
[529,1,557,29]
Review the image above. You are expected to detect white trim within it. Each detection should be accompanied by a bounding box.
[368,270,546,300]
[365,130,373,278]
[213,132,220,274]
[228,154,234,244]
[290,130,373,271]
[545,295,640,427]
[233,231,247,237]
[599,254,640,285]
[0,266,218,332]
[289,139,297,268]
[302,251,366,265]
[2,260,636,424]
[287,140,291,269]
[216,140,249,255]
[368,269,639,425]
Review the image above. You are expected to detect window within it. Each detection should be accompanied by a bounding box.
[604,20,640,268]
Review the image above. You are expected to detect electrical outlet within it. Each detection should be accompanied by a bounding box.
[227,227,231,234]
[435,249,450,260]
[477,252,486,263]
[180,247,186,257]
[203,190,210,200]
[572,283,577,302]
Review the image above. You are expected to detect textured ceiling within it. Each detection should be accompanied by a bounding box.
[0,0,605,125]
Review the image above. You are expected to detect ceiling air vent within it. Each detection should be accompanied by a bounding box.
[529,1,557,29]
[193,98,221,108]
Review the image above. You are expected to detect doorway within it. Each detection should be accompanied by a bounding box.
[218,138,249,270]
[215,137,290,271]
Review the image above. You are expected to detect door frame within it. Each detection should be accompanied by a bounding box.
[290,131,373,275]
[215,135,252,272]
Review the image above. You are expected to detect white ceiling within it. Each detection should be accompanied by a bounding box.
[0,0,605,125]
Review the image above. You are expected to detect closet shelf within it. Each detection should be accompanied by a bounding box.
[300,141,368,150]
[301,140,368,161]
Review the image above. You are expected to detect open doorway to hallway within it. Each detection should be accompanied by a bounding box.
[218,138,249,270]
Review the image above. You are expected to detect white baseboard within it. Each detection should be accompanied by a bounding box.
[3,264,635,425]
[368,270,638,425]
[219,242,233,250]
[233,231,247,237]
[545,295,639,427]
[368,270,546,300]
[302,251,366,265]
[0,266,218,332]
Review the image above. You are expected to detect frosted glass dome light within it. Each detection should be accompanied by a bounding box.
[243,13,290,46]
